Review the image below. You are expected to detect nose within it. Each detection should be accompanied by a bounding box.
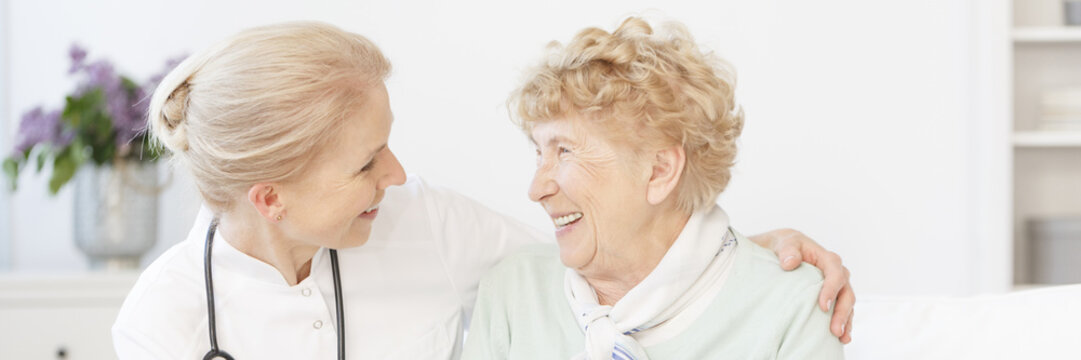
[528,164,557,203]
[380,148,407,189]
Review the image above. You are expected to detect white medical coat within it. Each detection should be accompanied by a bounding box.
[112,176,548,359]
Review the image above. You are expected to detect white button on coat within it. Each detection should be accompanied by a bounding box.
[112,176,549,359]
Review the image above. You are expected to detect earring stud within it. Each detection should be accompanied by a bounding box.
[276,215,282,221]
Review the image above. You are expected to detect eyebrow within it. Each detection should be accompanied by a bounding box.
[365,143,387,162]
[354,143,387,174]
[530,135,575,148]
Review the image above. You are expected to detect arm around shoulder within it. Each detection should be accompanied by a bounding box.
[777,279,846,359]
[419,181,549,320]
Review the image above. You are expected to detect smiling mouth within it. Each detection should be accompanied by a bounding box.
[363,193,385,216]
[553,212,583,228]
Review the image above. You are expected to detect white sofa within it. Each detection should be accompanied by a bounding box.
[2,273,1076,359]
[844,284,1081,359]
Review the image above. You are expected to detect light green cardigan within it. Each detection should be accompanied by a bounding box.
[461,235,844,359]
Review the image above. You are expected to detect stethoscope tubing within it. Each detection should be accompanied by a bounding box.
[203,218,345,360]
[203,218,234,360]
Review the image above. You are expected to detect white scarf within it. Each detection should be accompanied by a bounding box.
[563,206,738,360]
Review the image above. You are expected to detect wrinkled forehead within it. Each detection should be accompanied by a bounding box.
[527,115,596,146]
[530,110,655,147]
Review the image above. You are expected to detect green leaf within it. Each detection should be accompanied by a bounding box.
[93,111,113,145]
[48,151,79,195]
[92,142,116,166]
[36,150,48,172]
[63,92,90,128]
[121,76,139,93]
[141,137,165,161]
[3,158,19,192]
[70,138,87,161]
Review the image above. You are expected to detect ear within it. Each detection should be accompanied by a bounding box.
[247,183,285,222]
[646,145,686,205]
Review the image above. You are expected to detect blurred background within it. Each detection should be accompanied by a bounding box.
[0,0,1079,356]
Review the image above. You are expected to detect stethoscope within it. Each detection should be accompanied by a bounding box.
[202,218,347,360]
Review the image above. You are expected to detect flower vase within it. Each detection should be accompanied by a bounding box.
[73,160,160,270]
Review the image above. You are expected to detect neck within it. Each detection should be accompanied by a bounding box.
[582,208,691,306]
[218,210,320,286]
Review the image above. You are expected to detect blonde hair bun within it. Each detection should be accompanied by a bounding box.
[154,80,192,152]
[145,21,391,211]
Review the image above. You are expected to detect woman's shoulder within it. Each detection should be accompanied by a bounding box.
[119,236,205,311]
[112,236,207,357]
[479,244,562,292]
[489,243,561,274]
[735,231,825,291]
[717,231,828,319]
[667,231,841,358]
[115,237,205,314]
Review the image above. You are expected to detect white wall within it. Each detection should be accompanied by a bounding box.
[0,0,11,270]
[3,0,1002,295]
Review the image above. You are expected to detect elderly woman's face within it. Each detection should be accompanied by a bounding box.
[529,116,656,271]
[280,83,406,249]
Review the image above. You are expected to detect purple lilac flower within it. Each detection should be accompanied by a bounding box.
[68,44,88,74]
[13,107,65,153]
[117,54,186,145]
[107,86,137,146]
[114,86,149,145]
[57,128,75,148]
[72,58,134,146]
[16,46,189,154]
[78,59,120,96]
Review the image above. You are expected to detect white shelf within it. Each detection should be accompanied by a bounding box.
[1013,131,1081,147]
[1013,27,1081,43]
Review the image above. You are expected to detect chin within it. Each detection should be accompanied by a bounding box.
[557,239,592,270]
[338,226,373,249]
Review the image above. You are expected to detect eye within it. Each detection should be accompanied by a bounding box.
[558,146,571,154]
[358,159,377,174]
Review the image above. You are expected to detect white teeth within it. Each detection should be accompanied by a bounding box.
[364,205,378,213]
[553,212,583,227]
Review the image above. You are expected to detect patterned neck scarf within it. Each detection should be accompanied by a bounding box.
[563,206,738,360]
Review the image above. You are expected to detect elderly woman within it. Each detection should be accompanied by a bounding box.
[112,21,850,359]
[462,18,844,359]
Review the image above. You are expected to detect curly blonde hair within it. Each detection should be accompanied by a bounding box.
[512,17,745,213]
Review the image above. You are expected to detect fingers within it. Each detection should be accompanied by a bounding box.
[840,310,854,344]
[764,227,855,341]
[829,283,856,341]
[754,229,805,271]
[815,253,847,312]
[774,236,804,271]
